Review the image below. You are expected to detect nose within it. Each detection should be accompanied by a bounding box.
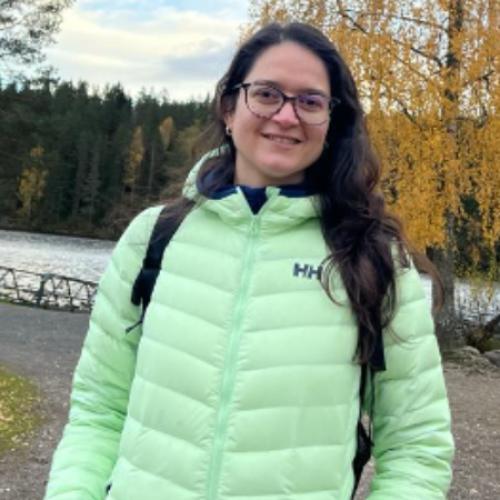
[271,100,300,126]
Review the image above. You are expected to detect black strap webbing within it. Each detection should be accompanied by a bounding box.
[352,322,385,497]
[126,205,184,332]
[352,363,373,497]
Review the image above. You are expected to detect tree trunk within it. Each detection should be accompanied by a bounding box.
[72,133,88,218]
[147,138,156,197]
[432,0,466,353]
[432,243,464,351]
[87,141,101,224]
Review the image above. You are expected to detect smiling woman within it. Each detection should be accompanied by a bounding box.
[225,42,331,186]
[44,22,454,500]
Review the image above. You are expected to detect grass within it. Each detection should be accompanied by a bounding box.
[0,366,42,455]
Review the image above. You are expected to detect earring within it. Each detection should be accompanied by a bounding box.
[225,125,232,136]
[323,140,329,150]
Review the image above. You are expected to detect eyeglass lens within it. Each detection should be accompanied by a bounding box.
[246,83,330,125]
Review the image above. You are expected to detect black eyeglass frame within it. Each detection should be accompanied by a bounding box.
[231,82,341,125]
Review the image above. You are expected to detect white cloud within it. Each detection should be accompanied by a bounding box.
[46,2,249,100]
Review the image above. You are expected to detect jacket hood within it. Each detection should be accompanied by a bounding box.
[181,149,320,233]
[182,149,221,201]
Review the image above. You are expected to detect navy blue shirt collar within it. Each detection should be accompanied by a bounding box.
[196,166,317,214]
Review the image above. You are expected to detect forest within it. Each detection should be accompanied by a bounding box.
[0,79,212,237]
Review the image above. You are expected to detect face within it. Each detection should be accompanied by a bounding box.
[225,41,331,187]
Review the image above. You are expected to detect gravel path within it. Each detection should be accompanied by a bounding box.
[0,304,88,499]
[0,303,499,499]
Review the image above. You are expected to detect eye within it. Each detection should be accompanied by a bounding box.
[250,85,282,104]
[297,94,328,111]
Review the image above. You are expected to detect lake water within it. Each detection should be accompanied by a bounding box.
[0,229,498,322]
[0,229,114,283]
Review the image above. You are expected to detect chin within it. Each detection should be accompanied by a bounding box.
[263,160,306,177]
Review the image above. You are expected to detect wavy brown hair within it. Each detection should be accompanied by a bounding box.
[168,22,443,367]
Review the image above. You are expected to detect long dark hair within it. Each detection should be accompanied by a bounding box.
[168,22,443,365]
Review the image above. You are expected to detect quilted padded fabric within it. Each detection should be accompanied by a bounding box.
[45,160,454,500]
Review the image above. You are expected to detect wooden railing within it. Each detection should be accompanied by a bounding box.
[0,266,97,312]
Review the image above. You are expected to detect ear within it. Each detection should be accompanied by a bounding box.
[221,93,236,131]
[223,110,234,130]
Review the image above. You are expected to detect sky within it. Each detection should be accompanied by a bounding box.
[46,0,250,101]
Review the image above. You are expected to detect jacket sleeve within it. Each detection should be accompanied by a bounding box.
[366,264,455,499]
[44,207,162,500]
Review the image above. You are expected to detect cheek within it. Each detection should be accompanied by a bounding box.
[310,128,328,150]
[233,115,263,145]
[319,124,330,142]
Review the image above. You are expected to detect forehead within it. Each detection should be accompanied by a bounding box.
[244,41,330,94]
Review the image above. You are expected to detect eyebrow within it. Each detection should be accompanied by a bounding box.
[252,79,330,98]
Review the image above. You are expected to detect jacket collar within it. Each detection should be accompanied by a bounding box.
[182,150,320,232]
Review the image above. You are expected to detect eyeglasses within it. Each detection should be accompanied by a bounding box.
[232,81,340,125]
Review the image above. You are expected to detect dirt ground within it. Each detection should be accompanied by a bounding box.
[0,303,499,499]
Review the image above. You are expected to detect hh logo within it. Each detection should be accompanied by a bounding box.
[293,262,323,280]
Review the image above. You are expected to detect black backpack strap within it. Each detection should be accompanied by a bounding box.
[126,205,185,333]
[352,362,372,497]
[351,324,385,498]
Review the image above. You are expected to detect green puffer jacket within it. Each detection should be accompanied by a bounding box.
[45,158,454,500]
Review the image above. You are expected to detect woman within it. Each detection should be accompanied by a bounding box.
[45,22,454,499]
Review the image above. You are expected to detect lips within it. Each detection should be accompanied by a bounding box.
[262,133,302,145]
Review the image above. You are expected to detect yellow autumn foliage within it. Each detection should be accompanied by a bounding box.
[158,116,174,150]
[246,0,499,258]
[124,126,145,190]
[17,146,48,220]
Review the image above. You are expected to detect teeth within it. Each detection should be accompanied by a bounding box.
[266,134,298,144]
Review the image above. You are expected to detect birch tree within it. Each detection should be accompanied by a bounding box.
[247,0,499,348]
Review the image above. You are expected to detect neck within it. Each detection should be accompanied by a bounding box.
[234,169,305,188]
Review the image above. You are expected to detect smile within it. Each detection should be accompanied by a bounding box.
[262,133,301,145]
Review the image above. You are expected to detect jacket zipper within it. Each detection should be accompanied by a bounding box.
[206,217,261,499]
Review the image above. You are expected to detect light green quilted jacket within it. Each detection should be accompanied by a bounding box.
[45,157,454,500]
